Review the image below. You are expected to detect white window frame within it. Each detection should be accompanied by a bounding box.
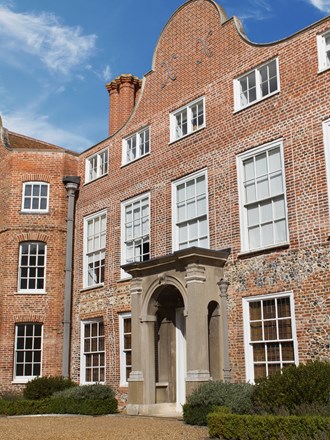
[122,127,150,165]
[83,210,107,288]
[234,58,280,112]
[119,312,132,387]
[172,169,209,252]
[323,119,330,213]
[22,182,49,213]
[13,323,43,383]
[170,97,206,143]
[18,242,47,293]
[80,319,105,384]
[317,30,330,72]
[85,148,108,183]
[237,139,289,253]
[121,193,150,278]
[243,292,298,383]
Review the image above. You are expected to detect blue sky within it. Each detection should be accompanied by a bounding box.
[0,0,329,152]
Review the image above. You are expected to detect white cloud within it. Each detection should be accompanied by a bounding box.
[231,0,273,22]
[307,0,330,13]
[0,5,97,75]
[102,65,112,82]
[1,110,91,152]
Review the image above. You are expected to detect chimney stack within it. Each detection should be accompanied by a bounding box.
[106,74,142,136]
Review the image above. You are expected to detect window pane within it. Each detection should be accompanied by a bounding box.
[274,198,285,219]
[244,158,255,181]
[124,334,131,350]
[196,176,205,195]
[256,153,267,177]
[263,300,276,319]
[248,226,259,249]
[197,196,206,216]
[245,182,256,203]
[199,217,208,237]
[260,201,272,223]
[247,205,259,227]
[257,177,269,199]
[270,173,283,195]
[177,184,185,203]
[269,148,281,172]
[274,219,287,243]
[189,219,198,240]
[268,364,281,376]
[267,343,280,362]
[278,319,292,339]
[253,343,265,362]
[277,297,291,318]
[261,222,273,247]
[254,364,266,379]
[124,318,131,333]
[179,224,187,243]
[282,342,294,361]
[250,322,262,341]
[264,320,277,340]
[249,301,261,321]
[269,77,277,93]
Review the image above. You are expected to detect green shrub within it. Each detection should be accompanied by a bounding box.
[23,376,77,400]
[207,411,330,440]
[183,381,254,425]
[0,391,23,401]
[46,397,118,415]
[52,383,115,400]
[0,397,118,416]
[252,360,330,414]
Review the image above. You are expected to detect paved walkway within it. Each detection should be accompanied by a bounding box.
[0,414,210,440]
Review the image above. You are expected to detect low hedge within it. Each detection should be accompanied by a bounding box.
[0,397,118,416]
[207,411,330,440]
[183,381,254,425]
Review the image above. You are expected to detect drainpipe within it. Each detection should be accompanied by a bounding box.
[62,176,80,378]
[218,279,231,383]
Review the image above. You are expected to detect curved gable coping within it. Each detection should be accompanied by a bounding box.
[231,13,330,47]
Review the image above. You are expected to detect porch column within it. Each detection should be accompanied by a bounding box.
[185,263,210,396]
[218,279,231,382]
[128,278,144,406]
[140,317,156,405]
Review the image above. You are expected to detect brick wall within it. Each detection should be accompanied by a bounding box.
[0,133,78,393]
[72,0,330,396]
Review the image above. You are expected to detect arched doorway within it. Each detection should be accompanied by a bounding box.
[152,285,186,409]
[124,247,230,416]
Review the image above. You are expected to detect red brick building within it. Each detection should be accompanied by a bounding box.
[1,0,329,416]
[0,122,79,394]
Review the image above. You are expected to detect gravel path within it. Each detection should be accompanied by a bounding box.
[0,414,210,440]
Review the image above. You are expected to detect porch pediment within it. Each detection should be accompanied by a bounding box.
[122,246,231,278]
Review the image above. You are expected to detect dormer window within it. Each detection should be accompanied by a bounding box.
[317,30,330,72]
[122,127,150,165]
[234,59,279,111]
[170,97,205,142]
[85,148,108,183]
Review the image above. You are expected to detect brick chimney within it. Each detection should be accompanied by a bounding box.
[106,74,142,135]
